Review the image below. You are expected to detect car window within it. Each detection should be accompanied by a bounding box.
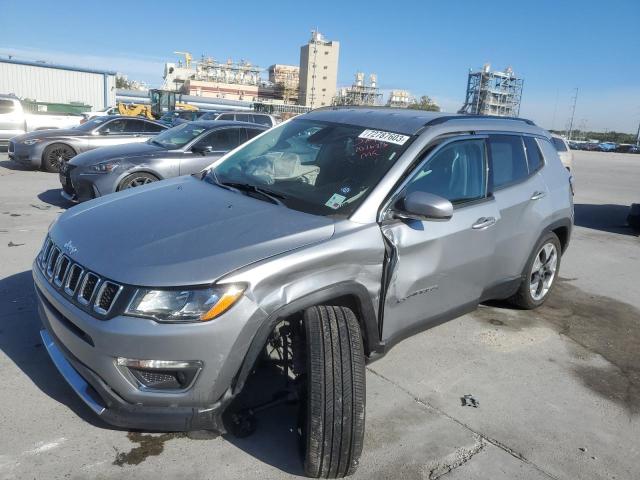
[150,122,207,149]
[252,114,273,127]
[488,135,528,189]
[235,113,251,123]
[523,136,544,172]
[552,137,568,152]
[124,119,146,133]
[0,99,15,114]
[193,128,241,151]
[100,119,127,134]
[218,113,234,121]
[405,139,487,205]
[143,121,166,133]
[246,128,264,140]
[211,119,413,217]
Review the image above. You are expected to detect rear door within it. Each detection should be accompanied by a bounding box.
[381,136,500,341]
[180,127,242,175]
[487,134,551,285]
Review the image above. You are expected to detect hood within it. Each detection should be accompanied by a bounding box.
[69,142,166,167]
[16,128,81,142]
[49,176,335,286]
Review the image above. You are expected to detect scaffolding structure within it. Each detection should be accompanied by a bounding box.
[194,56,262,86]
[458,64,523,116]
[387,90,413,108]
[333,72,382,106]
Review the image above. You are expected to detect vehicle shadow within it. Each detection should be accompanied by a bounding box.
[0,159,33,171]
[37,189,73,209]
[573,203,637,236]
[0,270,113,429]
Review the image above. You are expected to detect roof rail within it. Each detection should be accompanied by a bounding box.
[424,114,536,127]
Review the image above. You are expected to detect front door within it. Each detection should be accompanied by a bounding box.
[381,137,500,341]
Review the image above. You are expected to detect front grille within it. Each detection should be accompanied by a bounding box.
[37,236,123,317]
[78,273,100,305]
[94,282,123,315]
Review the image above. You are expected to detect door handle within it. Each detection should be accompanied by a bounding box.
[530,191,546,200]
[472,217,497,229]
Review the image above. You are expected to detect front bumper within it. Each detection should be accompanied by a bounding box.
[33,260,265,431]
[7,140,41,168]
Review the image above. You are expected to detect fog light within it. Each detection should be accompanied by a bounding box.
[116,358,202,390]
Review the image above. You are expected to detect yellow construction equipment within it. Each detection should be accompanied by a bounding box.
[117,103,155,119]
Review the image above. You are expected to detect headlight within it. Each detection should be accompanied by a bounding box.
[88,160,121,173]
[125,284,245,323]
[23,138,41,145]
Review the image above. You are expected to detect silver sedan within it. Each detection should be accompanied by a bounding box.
[60,120,268,202]
[8,116,167,172]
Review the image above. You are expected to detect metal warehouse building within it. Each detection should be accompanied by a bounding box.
[0,58,116,111]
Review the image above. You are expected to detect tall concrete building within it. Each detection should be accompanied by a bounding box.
[299,31,339,108]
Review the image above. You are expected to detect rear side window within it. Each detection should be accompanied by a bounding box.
[235,113,251,123]
[552,137,568,152]
[195,128,241,151]
[218,113,234,121]
[144,121,166,133]
[405,139,487,204]
[0,99,15,114]
[246,128,264,140]
[124,119,146,133]
[252,114,273,127]
[488,135,528,189]
[523,136,544,172]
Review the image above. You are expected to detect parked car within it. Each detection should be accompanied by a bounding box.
[629,144,640,154]
[8,115,167,172]
[598,142,618,152]
[35,108,572,477]
[80,106,119,121]
[158,110,210,127]
[199,110,278,127]
[551,134,573,171]
[0,94,83,147]
[60,120,268,202]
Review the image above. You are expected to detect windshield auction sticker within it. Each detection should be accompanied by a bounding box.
[325,193,346,209]
[358,129,410,145]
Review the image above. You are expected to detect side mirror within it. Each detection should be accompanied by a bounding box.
[393,191,453,221]
[192,145,213,155]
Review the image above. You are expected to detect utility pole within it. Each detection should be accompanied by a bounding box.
[636,118,640,146]
[567,88,578,141]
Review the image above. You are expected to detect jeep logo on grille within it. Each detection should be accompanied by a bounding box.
[63,240,78,255]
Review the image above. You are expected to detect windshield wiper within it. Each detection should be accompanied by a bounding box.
[220,181,286,205]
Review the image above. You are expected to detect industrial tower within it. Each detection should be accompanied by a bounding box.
[459,64,524,117]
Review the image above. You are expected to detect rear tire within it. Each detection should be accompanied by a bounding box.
[301,305,365,478]
[508,232,561,309]
[118,172,159,190]
[42,143,75,173]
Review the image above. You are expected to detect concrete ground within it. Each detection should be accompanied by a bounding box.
[0,150,638,480]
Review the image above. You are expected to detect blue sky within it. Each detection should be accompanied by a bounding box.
[2,0,639,132]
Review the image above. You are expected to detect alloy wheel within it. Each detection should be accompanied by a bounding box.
[529,243,558,301]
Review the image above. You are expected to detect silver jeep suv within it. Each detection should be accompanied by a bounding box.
[34,108,573,478]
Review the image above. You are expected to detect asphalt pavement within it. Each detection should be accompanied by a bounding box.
[0,150,638,480]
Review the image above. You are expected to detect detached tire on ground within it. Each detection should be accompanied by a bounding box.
[508,231,562,309]
[42,143,75,173]
[118,172,160,190]
[302,305,365,478]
